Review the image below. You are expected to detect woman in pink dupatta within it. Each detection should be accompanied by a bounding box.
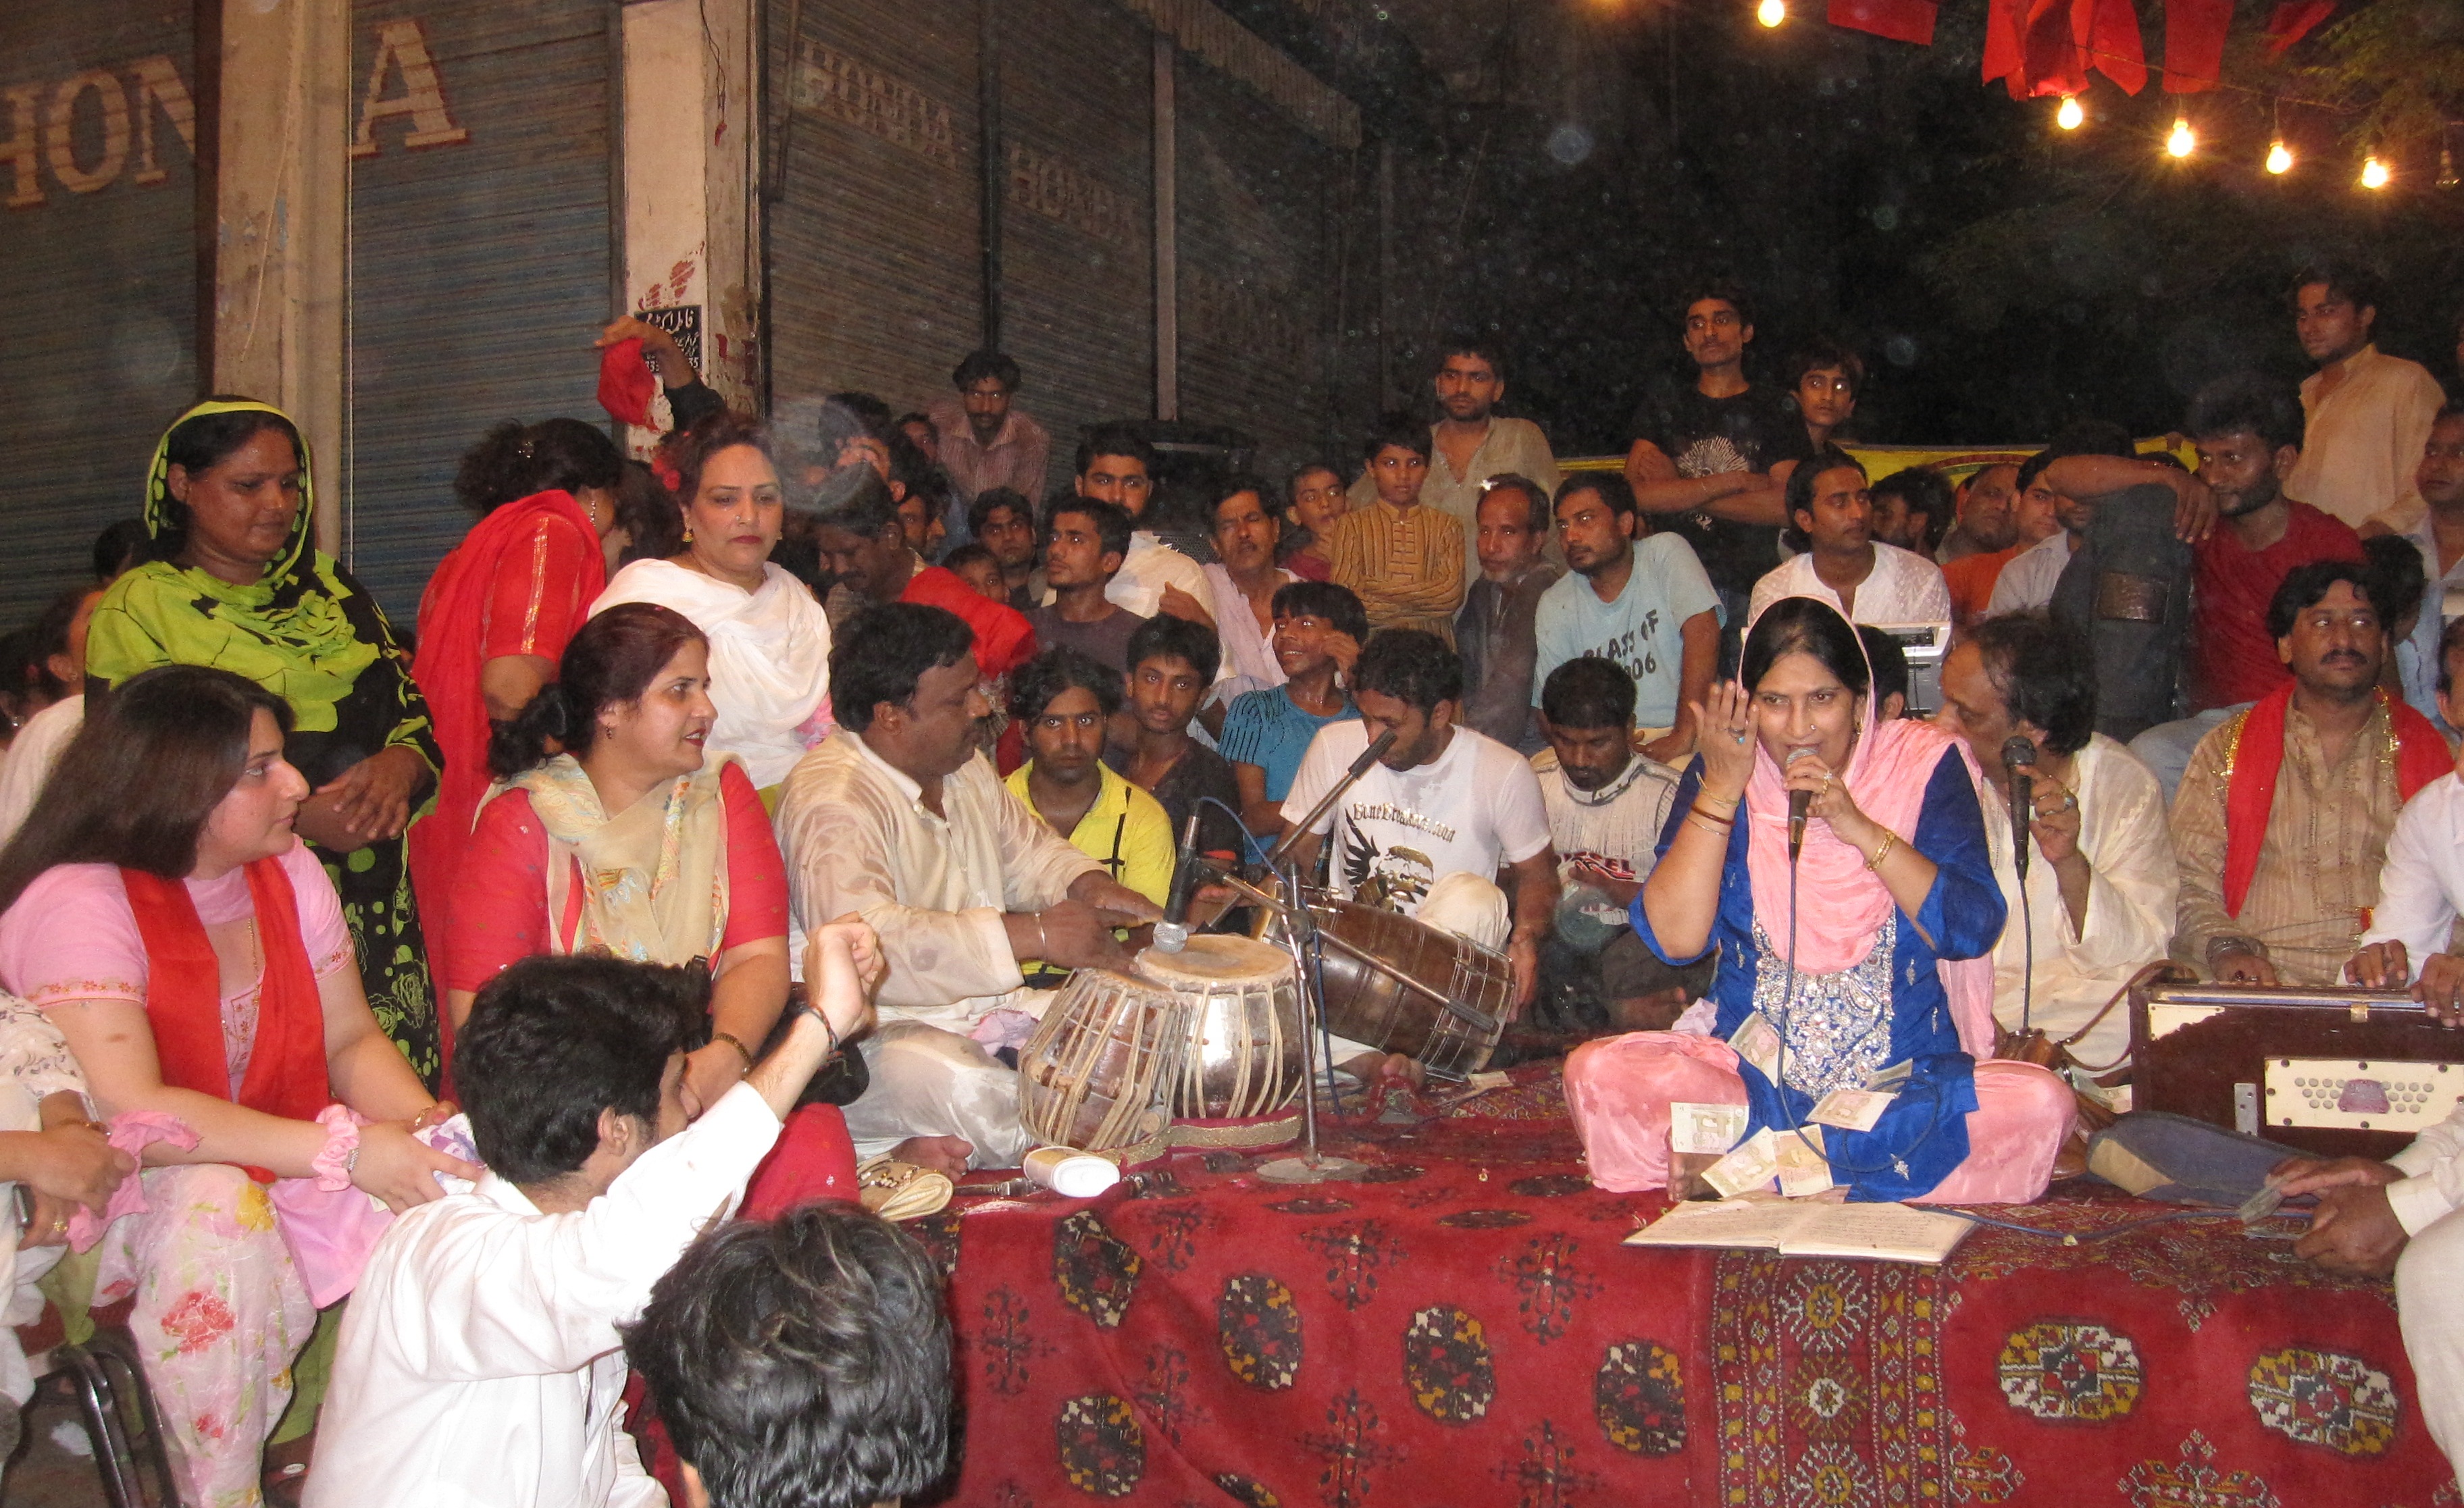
[1566,597,2071,1203]
[409,420,627,1003]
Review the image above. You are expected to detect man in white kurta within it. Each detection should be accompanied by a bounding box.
[1746,453,1951,629]
[774,604,1160,1168]
[1934,627,2178,1080]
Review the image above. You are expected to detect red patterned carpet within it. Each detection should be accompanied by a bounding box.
[906,1066,2455,1507]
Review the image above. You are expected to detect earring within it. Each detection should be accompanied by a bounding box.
[682,526,694,543]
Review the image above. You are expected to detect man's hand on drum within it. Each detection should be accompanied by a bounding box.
[2347,939,2464,1025]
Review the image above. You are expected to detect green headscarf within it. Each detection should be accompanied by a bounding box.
[85,398,378,732]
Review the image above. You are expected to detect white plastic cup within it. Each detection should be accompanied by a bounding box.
[1023,1145,1119,1198]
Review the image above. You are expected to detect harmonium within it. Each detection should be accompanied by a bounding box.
[2130,967,2464,1159]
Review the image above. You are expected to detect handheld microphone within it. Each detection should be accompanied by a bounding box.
[2001,735,2037,884]
[1154,812,1203,952]
[1788,789,1811,864]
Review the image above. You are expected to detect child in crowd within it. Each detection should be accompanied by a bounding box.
[1218,581,1366,835]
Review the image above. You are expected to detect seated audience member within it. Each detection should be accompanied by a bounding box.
[1004,648,1174,912]
[1534,474,1721,762]
[894,475,944,562]
[91,517,150,583]
[898,409,940,466]
[1273,629,1559,1014]
[2170,563,2448,987]
[809,467,1037,684]
[1934,617,2176,1081]
[412,417,627,987]
[1529,657,1703,1033]
[2394,405,2464,729]
[1218,581,1364,831]
[1069,425,1213,628]
[1277,461,1347,581]
[0,581,107,846]
[1984,424,2176,618]
[966,486,1042,611]
[2351,620,2464,1002]
[446,605,811,1137]
[1783,339,1862,457]
[2128,375,2364,798]
[0,666,470,1506]
[2367,533,2430,706]
[1939,461,2021,563]
[1323,419,1468,640]
[1747,448,1952,628]
[942,542,1009,604]
[1857,625,1913,720]
[1456,474,1565,754]
[1200,476,1296,710]
[775,604,1160,1170]
[929,349,1050,509]
[1110,616,1244,864]
[592,413,836,796]
[1025,497,1148,674]
[308,937,877,1508]
[1942,461,2051,628]
[1870,465,1955,561]
[1564,598,2071,1203]
[621,1203,951,1508]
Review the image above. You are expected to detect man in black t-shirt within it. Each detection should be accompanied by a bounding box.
[1622,284,1801,659]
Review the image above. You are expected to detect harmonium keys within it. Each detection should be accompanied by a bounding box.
[2130,969,2464,1160]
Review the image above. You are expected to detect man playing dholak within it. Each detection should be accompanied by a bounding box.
[1267,627,1560,1080]
[774,603,1161,1174]
[2169,561,2448,987]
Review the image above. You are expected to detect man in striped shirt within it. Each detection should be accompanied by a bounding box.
[1323,417,1468,641]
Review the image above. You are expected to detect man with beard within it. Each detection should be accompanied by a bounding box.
[2282,262,2448,535]
[1348,337,1563,594]
[1454,474,1564,753]
[1532,475,1720,764]
[1529,656,1706,1033]
[1744,447,1950,628]
[2170,563,2449,987]
[2126,376,2361,798]
[928,350,1050,506]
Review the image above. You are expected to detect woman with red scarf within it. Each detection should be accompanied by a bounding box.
[409,419,629,1002]
[0,667,473,1507]
[1566,598,2074,1204]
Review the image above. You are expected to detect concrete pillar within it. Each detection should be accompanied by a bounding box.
[619,0,760,448]
[212,0,349,550]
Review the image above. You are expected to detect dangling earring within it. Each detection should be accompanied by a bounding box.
[682,525,694,543]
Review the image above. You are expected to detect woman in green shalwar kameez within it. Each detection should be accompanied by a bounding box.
[85,398,443,1085]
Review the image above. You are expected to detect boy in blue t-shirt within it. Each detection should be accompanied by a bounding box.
[1218,580,1366,837]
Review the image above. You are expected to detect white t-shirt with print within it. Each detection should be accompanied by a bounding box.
[1281,721,1551,916]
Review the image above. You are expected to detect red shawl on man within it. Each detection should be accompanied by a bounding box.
[2221,683,2449,917]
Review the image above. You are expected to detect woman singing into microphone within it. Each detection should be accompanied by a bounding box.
[1565,597,2072,1203]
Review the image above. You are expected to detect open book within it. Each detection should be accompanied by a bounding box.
[1622,1197,1976,1265]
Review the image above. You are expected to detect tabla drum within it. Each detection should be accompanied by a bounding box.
[1135,934,1304,1123]
[1302,895,1510,1077]
[1017,968,1187,1162]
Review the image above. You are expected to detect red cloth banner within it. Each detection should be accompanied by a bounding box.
[1829,0,1939,46]
[1987,0,2146,97]
[2162,0,2231,89]
[2265,0,2336,51]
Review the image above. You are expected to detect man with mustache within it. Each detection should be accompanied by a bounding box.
[2168,562,2449,987]
[1348,338,1564,595]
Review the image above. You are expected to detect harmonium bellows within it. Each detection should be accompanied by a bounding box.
[2130,971,2464,1160]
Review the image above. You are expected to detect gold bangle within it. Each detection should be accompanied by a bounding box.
[1687,816,1732,839]
[1695,789,1741,812]
[1864,831,1899,871]
[709,1031,755,1072]
[1687,801,1735,827]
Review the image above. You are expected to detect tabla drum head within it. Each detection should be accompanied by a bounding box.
[1135,933,1293,989]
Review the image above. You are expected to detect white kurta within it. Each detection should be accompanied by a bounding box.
[1978,733,2178,1072]
[1745,542,1953,628]
[591,560,833,790]
[306,1085,781,1508]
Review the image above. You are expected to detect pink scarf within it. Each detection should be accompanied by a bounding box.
[1739,642,1997,1056]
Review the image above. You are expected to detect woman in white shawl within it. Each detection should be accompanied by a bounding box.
[592,412,832,797]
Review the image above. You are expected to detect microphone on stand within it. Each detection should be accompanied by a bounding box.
[1263,727,1398,870]
[1153,812,1204,953]
[1788,789,1811,864]
[2001,735,2037,885]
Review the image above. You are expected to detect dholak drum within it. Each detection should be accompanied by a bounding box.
[1302,895,1510,1077]
[1135,935,1304,1124]
[1017,968,1187,1162]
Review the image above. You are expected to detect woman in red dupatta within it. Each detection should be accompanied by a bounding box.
[0,667,475,1507]
[409,419,627,998]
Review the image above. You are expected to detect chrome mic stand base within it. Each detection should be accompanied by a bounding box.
[1255,1151,1370,1184]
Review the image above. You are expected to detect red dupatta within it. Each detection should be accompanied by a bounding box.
[122,858,330,1180]
[2220,683,2450,917]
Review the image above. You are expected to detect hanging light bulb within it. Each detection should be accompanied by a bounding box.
[2266,139,2294,174]
[2361,155,2391,189]
[2056,95,2084,130]
[1757,0,1787,27]
[2166,118,2195,157]
[2439,145,2459,190]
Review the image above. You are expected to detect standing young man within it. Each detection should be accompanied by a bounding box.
[1109,615,1245,864]
[1782,340,1862,457]
[1349,337,1563,592]
[1069,424,1214,627]
[1025,498,1148,675]
[2283,262,2448,535]
[1322,418,1469,639]
[1454,474,1564,753]
[1745,448,1951,627]
[1218,581,1364,832]
[1532,474,1720,764]
[929,349,1050,506]
[1621,284,1801,642]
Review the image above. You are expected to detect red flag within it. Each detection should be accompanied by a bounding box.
[1829,0,1938,45]
[2162,0,2230,89]
[2264,0,2334,51]
[2088,0,2148,93]
[2022,0,2088,97]
[1982,0,2032,95]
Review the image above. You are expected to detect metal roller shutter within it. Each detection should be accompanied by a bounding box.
[999,0,1154,477]
[768,0,981,416]
[344,0,613,623]
[1173,58,1333,479]
[1,2,199,623]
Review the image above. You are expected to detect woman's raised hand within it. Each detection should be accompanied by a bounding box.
[352,1121,482,1213]
[1691,681,1757,801]
[1779,748,1878,850]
